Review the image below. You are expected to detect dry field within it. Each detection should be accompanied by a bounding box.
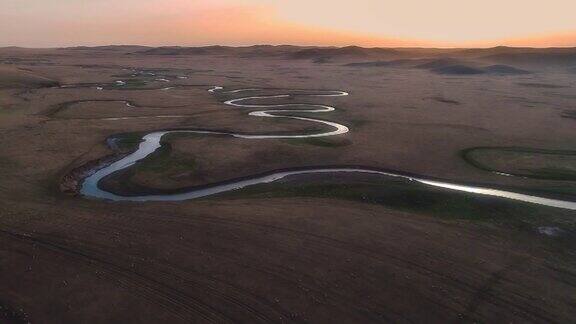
[0,46,575,323]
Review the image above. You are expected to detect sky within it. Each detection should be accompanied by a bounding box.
[1,0,576,48]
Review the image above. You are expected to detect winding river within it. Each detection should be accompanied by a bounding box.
[80,86,576,211]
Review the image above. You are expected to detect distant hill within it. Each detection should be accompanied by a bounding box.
[483,52,576,66]
[345,61,397,67]
[451,46,576,66]
[483,65,531,75]
[438,46,576,67]
[289,46,401,60]
[5,45,572,68]
[347,57,478,70]
[345,58,532,76]
[138,45,310,58]
[238,45,307,58]
[456,46,575,56]
[430,64,531,76]
[63,45,151,52]
[139,46,235,56]
[345,58,437,68]
[136,45,404,60]
[0,66,59,89]
[414,58,468,69]
[431,65,486,75]
[455,46,534,56]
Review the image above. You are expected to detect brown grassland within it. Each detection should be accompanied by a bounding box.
[1,45,576,323]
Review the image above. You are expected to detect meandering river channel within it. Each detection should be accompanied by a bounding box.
[79,86,576,211]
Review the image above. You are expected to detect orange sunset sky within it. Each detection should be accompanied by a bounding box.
[1,0,576,48]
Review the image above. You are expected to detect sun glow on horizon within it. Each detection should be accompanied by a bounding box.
[1,0,575,48]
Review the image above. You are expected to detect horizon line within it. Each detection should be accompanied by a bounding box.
[2,44,576,50]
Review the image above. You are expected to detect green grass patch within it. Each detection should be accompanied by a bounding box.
[528,185,576,197]
[462,147,576,182]
[110,133,144,152]
[524,167,576,181]
[214,177,576,237]
[116,132,199,175]
[135,152,196,175]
